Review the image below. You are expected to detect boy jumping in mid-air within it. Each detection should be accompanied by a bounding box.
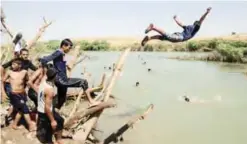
[141,7,212,46]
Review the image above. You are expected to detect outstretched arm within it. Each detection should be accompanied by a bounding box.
[173,15,184,28]
[27,68,44,93]
[199,7,212,24]
[40,50,63,65]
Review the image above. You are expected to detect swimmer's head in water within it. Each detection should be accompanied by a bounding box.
[148,68,151,72]
[183,96,190,102]
[136,82,140,87]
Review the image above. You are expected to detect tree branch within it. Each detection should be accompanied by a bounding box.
[77,48,131,141]
[25,17,52,50]
[101,104,154,144]
[1,7,14,38]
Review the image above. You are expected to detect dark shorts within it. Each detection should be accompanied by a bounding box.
[36,111,64,143]
[162,32,184,42]
[9,92,29,114]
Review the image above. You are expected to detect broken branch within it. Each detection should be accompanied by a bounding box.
[25,17,52,50]
[63,102,115,129]
[1,7,14,38]
[102,104,154,144]
[78,48,131,141]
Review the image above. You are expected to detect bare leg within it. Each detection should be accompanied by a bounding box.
[141,35,164,46]
[54,130,63,144]
[145,23,166,35]
[85,89,101,106]
[7,106,13,117]
[12,112,22,129]
[23,114,36,131]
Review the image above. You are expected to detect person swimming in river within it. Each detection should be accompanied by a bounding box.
[141,7,212,46]
[181,95,222,104]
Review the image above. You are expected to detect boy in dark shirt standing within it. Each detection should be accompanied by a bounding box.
[40,38,100,109]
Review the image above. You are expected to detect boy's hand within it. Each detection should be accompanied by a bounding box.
[207,7,212,13]
[51,120,57,131]
[173,15,177,19]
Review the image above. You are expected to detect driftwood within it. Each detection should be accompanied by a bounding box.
[25,17,52,50]
[63,72,106,125]
[74,55,89,67]
[1,7,13,38]
[65,89,85,122]
[79,48,131,141]
[67,45,82,77]
[1,46,11,64]
[101,104,154,144]
[64,101,115,129]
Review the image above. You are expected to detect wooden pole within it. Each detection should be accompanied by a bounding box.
[102,104,154,144]
[78,48,131,141]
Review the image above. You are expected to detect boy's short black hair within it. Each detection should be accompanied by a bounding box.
[20,48,29,54]
[193,21,201,26]
[13,32,22,44]
[46,67,57,81]
[60,38,73,48]
[12,58,23,65]
[191,21,201,36]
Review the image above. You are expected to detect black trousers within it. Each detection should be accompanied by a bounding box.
[55,73,89,109]
[36,111,64,143]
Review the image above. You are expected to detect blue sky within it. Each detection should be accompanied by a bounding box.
[1,1,247,43]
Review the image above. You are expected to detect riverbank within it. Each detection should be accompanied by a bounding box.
[32,34,247,64]
[1,34,247,64]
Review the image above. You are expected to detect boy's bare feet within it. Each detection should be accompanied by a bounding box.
[141,36,149,46]
[145,23,154,34]
[28,122,36,132]
[89,100,102,107]
[11,124,23,130]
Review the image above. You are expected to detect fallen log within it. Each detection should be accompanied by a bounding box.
[78,48,131,141]
[64,89,85,124]
[64,101,116,129]
[101,104,154,144]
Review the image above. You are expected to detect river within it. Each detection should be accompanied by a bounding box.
[69,51,247,144]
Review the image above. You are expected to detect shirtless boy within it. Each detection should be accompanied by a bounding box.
[1,58,35,131]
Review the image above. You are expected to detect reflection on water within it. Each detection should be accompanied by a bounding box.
[71,52,247,144]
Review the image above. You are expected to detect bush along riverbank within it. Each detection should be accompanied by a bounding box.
[1,38,247,63]
[144,39,247,63]
[41,38,247,63]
